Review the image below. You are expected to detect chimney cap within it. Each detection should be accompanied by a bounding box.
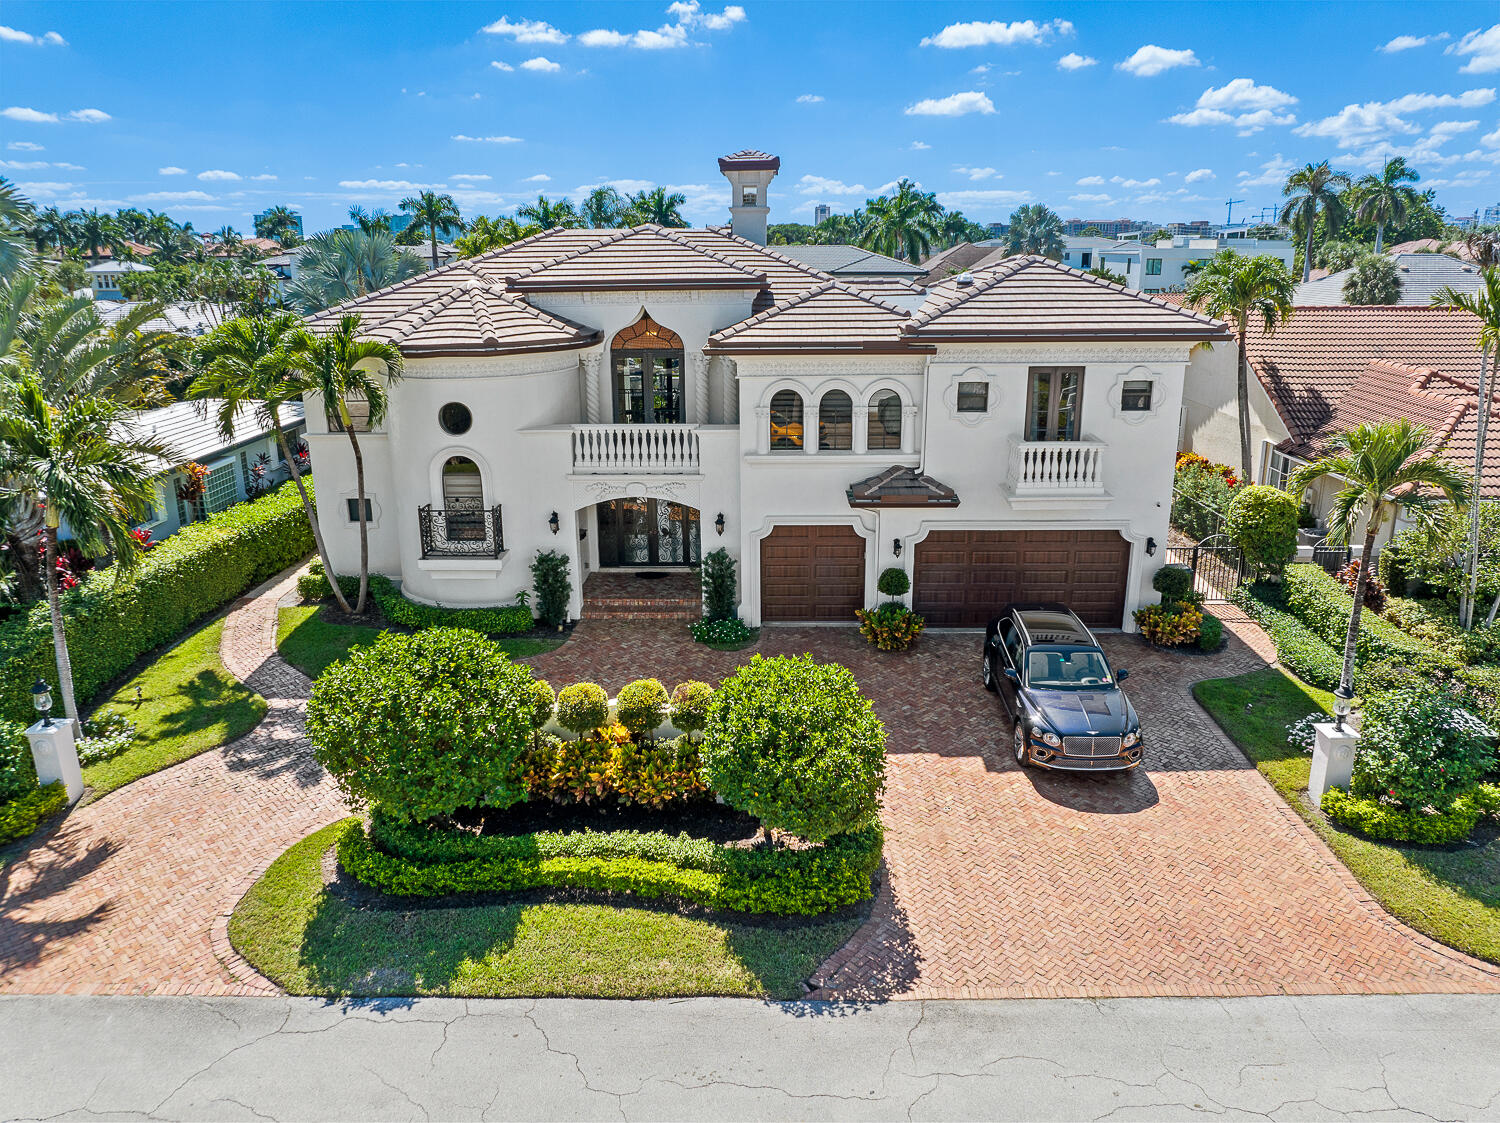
[718,150,781,173]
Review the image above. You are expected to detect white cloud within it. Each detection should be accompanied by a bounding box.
[2,106,58,123]
[1069,193,1114,203]
[971,63,990,74]
[1292,88,1496,147]
[1484,124,1500,147]
[1117,44,1200,77]
[67,108,109,123]
[0,160,44,170]
[580,2,744,49]
[1430,119,1480,141]
[14,182,75,197]
[1195,77,1297,112]
[1057,52,1097,71]
[129,190,217,203]
[249,173,277,181]
[158,166,186,176]
[521,56,561,71]
[904,90,995,117]
[1448,25,1500,74]
[1111,176,1161,187]
[909,141,931,151]
[933,188,1032,209]
[798,174,868,195]
[1426,170,1490,187]
[1379,33,1448,53]
[1185,167,1215,183]
[1236,153,1294,187]
[452,134,523,143]
[490,60,514,72]
[1076,175,1105,185]
[480,17,568,44]
[920,18,1072,49]
[7,141,43,151]
[198,169,241,181]
[956,166,997,180]
[796,93,824,103]
[0,25,66,46]
[338,179,447,191]
[523,173,551,182]
[451,173,492,181]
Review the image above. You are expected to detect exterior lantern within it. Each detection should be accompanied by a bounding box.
[549,511,560,535]
[892,538,903,558]
[715,512,726,536]
[1332,685,1353,732]
[31,679,53,727]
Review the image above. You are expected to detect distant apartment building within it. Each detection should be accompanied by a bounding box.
[813,203,831,226]
[1060,234,1295,293]
[1062,217,1139,237]
[1164,221,1213,237]
[1485,203,1500,225]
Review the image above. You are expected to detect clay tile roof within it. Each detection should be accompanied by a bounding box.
[675,228,832,309]
[847,465,960,508]
[1245,305,1486,451]
[507,225,769,291]
[717,150,781,172]
[905,256,1232,342]
[705,280,926,354]
[325,280,599,355]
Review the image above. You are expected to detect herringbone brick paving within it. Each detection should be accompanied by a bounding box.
[2,572,1495,999]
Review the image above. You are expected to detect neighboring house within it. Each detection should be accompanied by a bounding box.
[263,241,458,297]
[93,300,230,338]
[1061,236,1296,294]
[85,260,152,300]
[300,150,1228,630]
[918,241,1007,284]
[772,244,926,281]
[1292,253,1487,305]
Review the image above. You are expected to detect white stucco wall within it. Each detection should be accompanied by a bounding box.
[1180,339,1290,478]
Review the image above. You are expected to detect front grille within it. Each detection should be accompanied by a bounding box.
[1062,735,1123,758]
[1047,755,1133,771]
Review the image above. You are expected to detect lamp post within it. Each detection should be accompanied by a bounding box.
[32,679,53,729]
[1332,684,1353,732]
[24,677,82,803]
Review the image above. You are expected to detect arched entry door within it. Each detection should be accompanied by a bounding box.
[597,498,700,567]
[611,315,684,425]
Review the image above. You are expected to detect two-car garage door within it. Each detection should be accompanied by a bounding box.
[913,530,1130,628]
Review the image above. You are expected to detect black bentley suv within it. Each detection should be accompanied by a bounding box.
[982,603,1143,772]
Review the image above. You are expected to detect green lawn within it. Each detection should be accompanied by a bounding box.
[1195,667,1500,965]
[277,606,563,680]
[82,617,268,800]
[230,819,861,999]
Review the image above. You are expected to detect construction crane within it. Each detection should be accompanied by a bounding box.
[1224,197,1246,226]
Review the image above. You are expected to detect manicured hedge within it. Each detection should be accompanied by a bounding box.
[0,483,313,725]
[1231,584,1345,690]
[1321,784,1500,845]
[1281,564,1435,668]
[342,816,883,916]
[0,781,67,844]
[298,562,532,635]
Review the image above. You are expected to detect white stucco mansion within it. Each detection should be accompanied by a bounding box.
[304,151,1230,629]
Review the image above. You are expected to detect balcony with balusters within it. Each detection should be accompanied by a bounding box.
[570,423,702,474]
[1005,435,1111,507]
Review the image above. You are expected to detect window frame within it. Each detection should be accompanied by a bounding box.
[1145,257,1163,276]
[769,389,805,452]
[817,389,853,451]
[956,382,990,414]
[866,390,903,451]
[1025,367,1085,442]
[1120,379,1153,413]
[201,458,240,514]
[345,497,375,523]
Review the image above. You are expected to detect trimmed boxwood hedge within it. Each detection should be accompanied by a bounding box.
[0,781,68,844]
[1321,784,1500,845]
[1231,584,1345,690]
[0,483,313,725]
[298,563,532,636]
[344,812,884,916]
[1281,564,1436,668]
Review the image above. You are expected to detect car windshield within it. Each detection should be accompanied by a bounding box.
[1025,648,1114,689]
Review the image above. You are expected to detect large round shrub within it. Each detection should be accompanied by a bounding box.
[306,628,538,821]
[1226,485,1299,576]
[1351,690,1497,811]
[1151,564,1194,606]
[670,681,713,736]
[555,682,609,736]
[616,678,669,741]
[702,654,886,841]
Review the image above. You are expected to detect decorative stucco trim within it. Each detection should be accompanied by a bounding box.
[1107,365,1164,426]
[941,365,1001,428]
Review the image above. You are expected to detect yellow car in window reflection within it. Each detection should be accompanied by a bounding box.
[770,410,804,447]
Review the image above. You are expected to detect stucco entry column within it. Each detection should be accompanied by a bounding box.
[581,351,603,424]
[690,353,710,424]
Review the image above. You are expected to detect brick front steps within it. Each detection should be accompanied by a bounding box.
[582,570,701,622]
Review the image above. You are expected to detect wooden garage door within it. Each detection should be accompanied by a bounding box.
[760,525,866,622]
[913,530,1130,628]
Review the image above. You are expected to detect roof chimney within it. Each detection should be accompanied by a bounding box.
[718,150,780,245]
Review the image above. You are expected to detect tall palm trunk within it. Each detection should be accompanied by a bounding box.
[1374,222,1385,254]
[342,422,371,614]
[1340,521,1381,697]
[429,227,438,270]
[1235,320,1253,485]
[1463,343,1494,628]
[43,522,79,721]
[274,422,353,615]
[1302,217,1315,282]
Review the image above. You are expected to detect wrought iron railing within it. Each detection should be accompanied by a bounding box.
[418,500,504,558]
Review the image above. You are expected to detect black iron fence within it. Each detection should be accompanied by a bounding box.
[1163,533,1246,602]
[1310,536,1352,575]
[418,501,505,559]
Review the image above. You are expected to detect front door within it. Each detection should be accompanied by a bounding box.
[596,499,700,567]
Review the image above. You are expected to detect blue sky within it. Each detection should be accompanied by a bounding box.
[2,2,1498,233]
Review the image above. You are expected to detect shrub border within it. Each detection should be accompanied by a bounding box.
[298,566,531,636]
[0,781,68,845]
[1321,784,1500,845]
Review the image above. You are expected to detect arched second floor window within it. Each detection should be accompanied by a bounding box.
[769,389,804,451]
[868,391,903,451]
[611,314,685,425]
[818,390,853,451]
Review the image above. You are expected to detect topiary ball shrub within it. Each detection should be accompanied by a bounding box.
[1226,484,1299,578]
[877,566,911,597]
[1151,564,1194,606]
[616,678,669,742]
[306,628,539,822]
[1351,689,1498,812]
[670,681,714,738]
[527,679,555,734]
[702,654,886,842]
[555,682,609,738]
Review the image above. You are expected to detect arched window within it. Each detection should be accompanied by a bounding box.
[867,391,903,451]
[611,314,685,424]
[769,389,804,451]
[818,390,853,451]
[441,456,484,539]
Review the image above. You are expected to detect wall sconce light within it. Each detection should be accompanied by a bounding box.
[548,511,560,535]
[892,538,903,558]
[1145,536,1157,556]
[715,512,726,536]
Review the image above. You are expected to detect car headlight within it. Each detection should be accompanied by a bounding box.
[1039,729,1063,748]
[1122,730,1141,747]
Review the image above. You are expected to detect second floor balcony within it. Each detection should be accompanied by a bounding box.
[418,501,505,558]
[571,423,701,474]
[1007,436,1108,499]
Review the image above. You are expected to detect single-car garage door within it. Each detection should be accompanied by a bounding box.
[760,524,866,622]
[913,529,1131,628]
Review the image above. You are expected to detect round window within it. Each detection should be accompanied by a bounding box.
[439,402,472,435]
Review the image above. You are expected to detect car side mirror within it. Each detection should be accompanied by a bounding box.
[1116,668,1129,683]
[1003,668,1019,682]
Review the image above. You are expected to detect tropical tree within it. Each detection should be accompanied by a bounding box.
[70,209,119,263]
[1086,265,1129,286]
[812,212,863,245]
[347,205,392,235]
[1290,421,1469,700]
[0,179,34,280]
[580,186,625,228]
[254,205,302,247]
[191,313,354,613]
[27,206,71,257]
[1316,240,1363,272]
[1004,203,1066,259]
[1342,254,1402,305]
[939,209,986,249]
[1431,267,1500,626]
[1461,227,1500,269]
[287,228,424,313]
[1184,250,1298,484]
[1280,161,1352,281]
[290,315,403,614]
[624,187,688,227]
[453,215,542,258]
[398,190,464,269]
[516,195,582,229]
[859,179,943,262]
[1354,157,1420,254]
[0,376,170,718]
[12,295,176,404]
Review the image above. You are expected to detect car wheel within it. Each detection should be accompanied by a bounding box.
[982,651,997,693]
[1013,721,1030,767]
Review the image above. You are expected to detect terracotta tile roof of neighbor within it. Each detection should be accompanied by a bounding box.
[1293,254,1487,305]
[847,465,960,507]
[1245,305,1485,451]
[706,281,926,354]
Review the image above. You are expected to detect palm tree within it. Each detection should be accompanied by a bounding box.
[1461,228,1500,269]
[347,205,392,235]
[580,186,625,228]
[1004,204,1066,259]
[254,205,302,247]
[859,179,943,262]
[0,179,34,280]
[13,294,176,404]
[1342,254,1402,305]
[398,191,464,269]
[287,228,425,313]
[28,206,71,257]
[516,195,581,229]
[453,215,542,258]
[71,209,119,263]
[0,375,170,719]
[813,212,863,245]
[624,187,688,228]
[1431,267,1500,627]
[291,315,403,614]
[191,313,354,614]
[1280,161,1352,281]
[1185,249,1298,484]
[1291,421,1469,700]
[1355,158,1419,254]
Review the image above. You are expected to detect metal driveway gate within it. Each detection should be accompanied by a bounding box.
[1163,534,1246,602]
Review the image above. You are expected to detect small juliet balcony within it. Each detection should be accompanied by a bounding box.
[418,501,505,559]
[1006,436,1109,502]
[571,423,701,474]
